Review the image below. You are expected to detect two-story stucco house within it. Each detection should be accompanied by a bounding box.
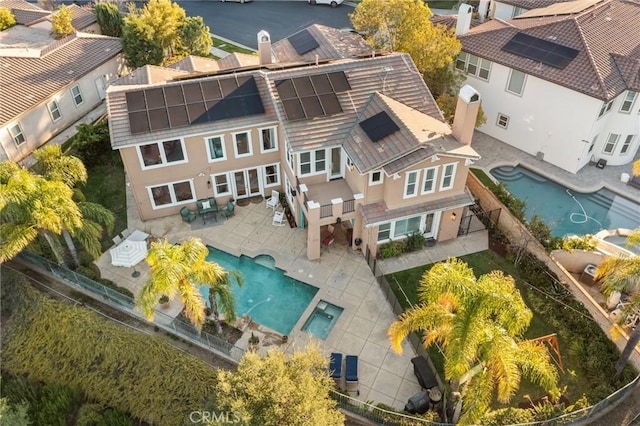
[106,25,482,261]
[0,0,122,163]
[455,0,640,174]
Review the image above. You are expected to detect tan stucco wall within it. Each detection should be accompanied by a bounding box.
[1,57,123,163]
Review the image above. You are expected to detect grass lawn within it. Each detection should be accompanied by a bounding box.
[427,0,458,10]
[211,37,256,55]
[386,250,585,404]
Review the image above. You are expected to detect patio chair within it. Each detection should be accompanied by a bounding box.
[220,201,235,218]
[330,352,343,389]
[112,235,122,246]
[121,229,131,239]
[272,210,286,226]
[266,190,280,210]
[345,355,359,395]
[180,207,197,223]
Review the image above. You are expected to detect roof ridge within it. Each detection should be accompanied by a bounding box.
[571,15,609,98]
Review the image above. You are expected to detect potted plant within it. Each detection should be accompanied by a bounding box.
[159,295,170,308]
[248,332,260,351]
[282,335,288,344]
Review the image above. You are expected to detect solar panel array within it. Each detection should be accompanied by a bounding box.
[126,75,264,135]
[502,33,579,69]
[359,111,400,142]
[275,71,351,121]
[287,29,320,55]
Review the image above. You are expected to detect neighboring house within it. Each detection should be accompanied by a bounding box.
[455,0,640,174]
[0,1,122,163]
[490,0,575,19]
[106,25,482,261]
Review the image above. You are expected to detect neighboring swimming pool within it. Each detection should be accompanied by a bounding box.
[201,247,318,335]
[490,166,640,237]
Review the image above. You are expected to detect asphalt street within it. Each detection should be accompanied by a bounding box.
[177,1,354,49]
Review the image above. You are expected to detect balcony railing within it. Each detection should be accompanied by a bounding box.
[320,204,333,218]
[342,198,355,214]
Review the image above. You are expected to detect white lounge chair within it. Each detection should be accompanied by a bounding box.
[112,235,122,246]
[272,210,286,226]
[266,190,280,210]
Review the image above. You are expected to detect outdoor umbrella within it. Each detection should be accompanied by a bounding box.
[109,239,148,277]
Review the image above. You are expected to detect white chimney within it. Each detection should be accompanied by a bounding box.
[478,0,489,23]
[452,85,481,146]
[456,4,473,36]
[257,30,272,66]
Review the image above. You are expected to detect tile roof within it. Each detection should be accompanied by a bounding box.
[2,1,96,30]
[110,65,189,87]
[169,56,220,73]
[360,191,475,226]
[0,0,41,10]
[0,32,122,125]
[271,24,372,63]
[216,52,260,70]
[496,0,576,9]
[67,4,98,31]
[11,8,49,25]
[430,14,482,32]
[459,0,640,100]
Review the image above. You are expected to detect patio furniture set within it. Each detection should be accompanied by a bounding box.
[109,230,150,278]
[330,353,359,395]
[181,198,235,224]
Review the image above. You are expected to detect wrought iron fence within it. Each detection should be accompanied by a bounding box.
[17,251,243,363]
[458,205,501,236]
[320,203,333,218]
[342,198,355,214]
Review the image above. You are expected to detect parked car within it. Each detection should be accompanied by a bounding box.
[308,0,343,7]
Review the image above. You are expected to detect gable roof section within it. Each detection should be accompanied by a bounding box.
[169,56,220,73]
[111,65,189,87]
[496,0,576,9]
[216,52,260,70]
[11,8,49,25]
[459,0,640,100]
[0,33,122,125]
[271,24,372,64]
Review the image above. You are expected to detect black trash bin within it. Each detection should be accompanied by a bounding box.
[411,356,438,389]
[405,390,430,414]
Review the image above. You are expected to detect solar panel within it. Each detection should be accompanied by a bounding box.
[233,75,258,97]
[219,77,239,98]
[126,91,146,112]
[244,94,265,116]
[164,86,185,106]
[319,93,342,115]
[327,71,351,92]
[502,32,579,69]
[187,102,207,124]
[288,29,319,55]
[128,111,149,134]
[183,82,204,103]
[148,108,170,131]
[275,79,297,100]
[282,98,306,121]
[201,80,222,101]
[359,111,400,142]
[145,88,166,109]
[168,105,189,127]
[293,77,315,97]
[301,96,324,118]
[311,74,333,95]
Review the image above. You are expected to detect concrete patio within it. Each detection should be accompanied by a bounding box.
[95,182,489,410]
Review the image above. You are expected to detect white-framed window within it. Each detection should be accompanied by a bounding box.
[212,173,232,197]
[620,135,635,155]
[455,52,491,81]
[138,139,187,169]
[598,100,614,118]
[603,133,620,154]
[70,85,84,106]
[620,91,637,113]
[377,223,391,241]
[421,166,438,194]
[497,113,509,129]
[369,170,384,186]
[440,163,457,191]
[285,140,293,171]
[346,156,354,172]
[47,100,62,122]
[299,149,326,176]
[264,163,280,187]
[233,131,252,158]
[404,170,419,198]
[512,6,526,17]
[377,215,423,242]
[506,69,526,95]
[259,127,278,153]
[147,179,195,209]
[8,123,25,145]
[205,136,226,162]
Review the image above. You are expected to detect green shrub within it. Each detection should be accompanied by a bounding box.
[493,183,526,221]
[482,407,534,425]
[378,241,405,259]
[0,7,16,30]
[34,383,82,426]
[71,122,111,168]
[75,265,100,280]
[528,214,562,251]
[77,403,135,426]
[97,278,134,299]
[405,233,425,252]
[562,234,598,252]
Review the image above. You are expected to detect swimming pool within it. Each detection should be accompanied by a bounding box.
[490,165,640,237]
[201,247,318,335]
[301,300,343,340]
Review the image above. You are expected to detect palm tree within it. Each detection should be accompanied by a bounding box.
[595,227,640,375]
[388,258,558,425]
[0,162,83,264]
[138,237,241,332]
[633,159,640,177]
[32,146,114,266]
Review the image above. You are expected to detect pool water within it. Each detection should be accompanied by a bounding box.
[301,300,343,340]
[201,247,318,335]
[604,235,640,255]
[491,166,640,237]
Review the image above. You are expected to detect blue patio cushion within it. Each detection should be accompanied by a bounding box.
[330,353,342,379]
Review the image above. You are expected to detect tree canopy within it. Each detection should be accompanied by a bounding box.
[121,0,211,68]
[0,7,16,31]
[51,5,74,39]
[350,0,461,97]
[94,1,124,37]
[388,258,558,424]
[211,345,344,426]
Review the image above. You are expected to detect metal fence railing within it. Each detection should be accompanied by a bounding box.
[342,198,355,214]
[320,203,333,218]
[18,251,244,363]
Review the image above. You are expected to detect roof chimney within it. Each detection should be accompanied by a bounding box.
[257,30,272,65]
[452,85,481,146]
[456,4,473,36]
[478,0,489,23]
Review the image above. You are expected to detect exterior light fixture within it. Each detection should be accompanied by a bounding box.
[450,212,457,221]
